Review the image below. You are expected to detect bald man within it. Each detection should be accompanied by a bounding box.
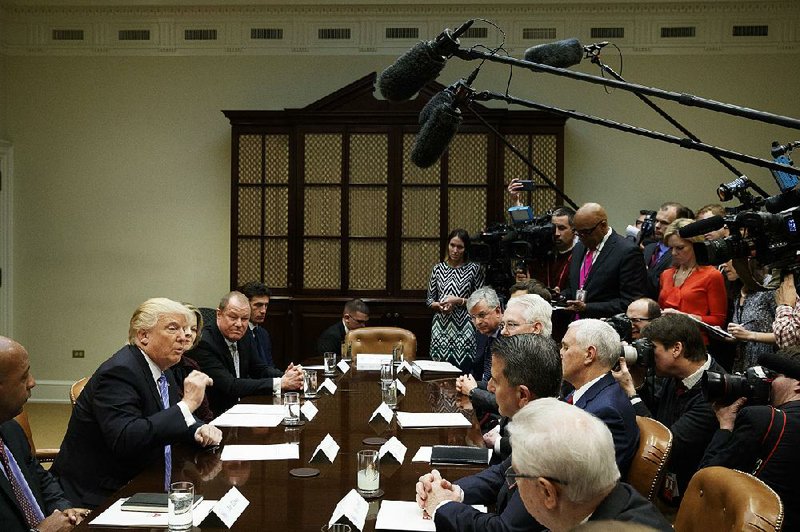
[564,203,647,319]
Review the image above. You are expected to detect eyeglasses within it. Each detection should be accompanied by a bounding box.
[469,309,497,322]
[500,321,534,332]
[346,314,368,326]
[574,220,605,237]
[505,466,568,489]
[628,317,652,324]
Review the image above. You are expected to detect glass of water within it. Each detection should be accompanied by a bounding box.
[304,370,318,398]
[356,449,380,497]
[283,392,301,426]
[168,481,194,531]
[324,351,337,376]
[380,362,393,390]
[381,381,398,409]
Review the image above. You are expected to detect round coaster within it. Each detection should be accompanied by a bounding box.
[358,488,385,500]
[362,437,387,446]
[290,467,320,478]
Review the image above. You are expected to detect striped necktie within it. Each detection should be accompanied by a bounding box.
[157,373,172,491]
[0,441,40,528]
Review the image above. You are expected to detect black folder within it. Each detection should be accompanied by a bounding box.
[430,445,491,466]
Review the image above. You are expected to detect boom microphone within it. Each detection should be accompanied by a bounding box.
[378,20,474,102]
[523,38,583,68]
[678,216,725,238]
[410,84,467,168]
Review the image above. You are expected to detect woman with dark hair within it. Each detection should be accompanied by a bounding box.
[173,304,215,423]
[426,229,485,370]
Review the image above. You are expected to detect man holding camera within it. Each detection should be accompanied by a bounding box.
[699,348,800,531]
[613,313,722,506]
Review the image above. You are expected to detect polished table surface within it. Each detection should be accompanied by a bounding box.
[79,365,486,531]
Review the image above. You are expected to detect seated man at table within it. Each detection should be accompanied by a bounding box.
[192,291,303,416]
[52,298,222,508]
[316,299,370,358]
[416,333,562,532]
[509,399,672,531]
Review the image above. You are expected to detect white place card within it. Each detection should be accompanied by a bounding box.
[356,353,393,371]
[220,443,299,461]
[225,404,286,415]
[310,433,340,463]
[411,446,433,462]
[397,360,413,374]
[301,400,319,421]
[212,486,250,528]
[369,402,395,423]
[394,379,406,395]
[319,378,338,394]
[395,412,471,429]
[337,359,351,373]
[378,436,407,464]
[328,489,368,532]
[375,500,486,531]
[211,412,284,428]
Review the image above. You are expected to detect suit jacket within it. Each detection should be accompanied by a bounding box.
[0,420,71,532]
[250,325,274,367]
[470,331,500,423]
[434,457,541,532]
[51,345,203,508]
[317,321,346,358]
[192,322,283,416]
[589,482,673,530]
[574,372,640,478]
[566,230,647,318]
[643,242,673,300]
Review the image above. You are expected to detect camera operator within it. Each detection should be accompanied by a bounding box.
[612,313,722,507]
[773,272,800,348]
[699,348,800,531]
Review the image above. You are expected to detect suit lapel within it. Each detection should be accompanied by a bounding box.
[0,424,45,517]
[575,373,614,409]
[130,345,164,409]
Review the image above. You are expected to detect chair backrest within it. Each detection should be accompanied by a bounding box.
[198,307,217,330]
[627,416,673,501]
[69,376,89,406]
[345,327,417,361]
[12,408,59,462]
[674,466,784,532]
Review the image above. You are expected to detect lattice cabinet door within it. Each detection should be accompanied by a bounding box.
[503,133,560,215]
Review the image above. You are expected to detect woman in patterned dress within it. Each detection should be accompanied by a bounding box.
[427,229,485,370]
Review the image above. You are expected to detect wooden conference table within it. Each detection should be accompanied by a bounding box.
[80,363,487,531]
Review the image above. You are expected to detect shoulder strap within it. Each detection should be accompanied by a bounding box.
[754,406,787,476]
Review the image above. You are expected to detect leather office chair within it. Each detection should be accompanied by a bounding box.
[12,408,59,463]
[345,327,417,362]
[626,416,673,501]
[674,466,783,531]
[199,307,217,330]
[69,376,89,406]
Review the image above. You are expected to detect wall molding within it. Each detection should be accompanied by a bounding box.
[0,2,797,57]
[30,379,72,404]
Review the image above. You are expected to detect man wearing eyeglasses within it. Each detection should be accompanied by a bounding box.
[316,299,370,358]
[508,399,672,531]
[643,202,691,299]
[416,334,562,532]
[564,203,647,319]
[455,288,503,402]
[626,298,661,340]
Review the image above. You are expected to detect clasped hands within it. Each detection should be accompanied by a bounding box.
[37,507,91,532]
[415,469,463,518]
[281,363,305,390]
[455,374,478,396]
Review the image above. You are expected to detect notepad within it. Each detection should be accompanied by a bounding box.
[120,492,203,513]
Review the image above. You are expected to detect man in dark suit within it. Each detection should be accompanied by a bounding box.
[192,291,303,416]
[509,399,671,531]
[315,299,370,358]
[613,313,722,507]
[0,336,88,532]
[565,203,647,319]
[455,287,503,409]
[239,281,275,366]
[415,334,563,532]
[560,319,640,477]
[51,298,222,508]
[643,202,690,299]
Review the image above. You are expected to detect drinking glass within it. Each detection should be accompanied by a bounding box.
[283,392,301,426]
[381,381,397,409]
[304,370,318,398]
[356,450,380,497]
[324,351,337,376]
[379,362,393,390]
[168,481,194,531]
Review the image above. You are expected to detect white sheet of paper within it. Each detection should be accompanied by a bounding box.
[311,433,340,463]
[301,400,319,421]
[212,486,250,528]
[394,379,406,395]
[411,446,433,462]
[303,364,326,370]
[225,404,286,415]
[220,443,299,461]
[329,489,368,531]
[356,353,393,371]
[375,500,486,531]
[395,412,471,429]
[337,359,350,373]
[378,436,407,464]
[211,412,285,428]
[89,498,217,527]
[369,403,394,423]
[320,378,338,394]
[411,360,462,373]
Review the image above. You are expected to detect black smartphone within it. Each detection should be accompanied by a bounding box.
[517,180,535,191]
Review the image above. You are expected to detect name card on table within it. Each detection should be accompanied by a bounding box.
[310,433,340,463]
[378,436,407,464]
[369,403,395,424]
[319,378,338,395]
[301,400,319,421]
[337,360,351,374]
[212,486,250,528]
[328,489,368,532]
[397,360,413,375]
[394,379,406,395]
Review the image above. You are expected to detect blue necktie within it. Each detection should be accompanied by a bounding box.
[157,373,172,491]
[0,442,41,527]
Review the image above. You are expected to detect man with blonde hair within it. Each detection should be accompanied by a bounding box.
[52,298,222,508]
[510,398,671,531]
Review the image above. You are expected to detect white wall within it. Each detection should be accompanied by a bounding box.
[2,51,799,399]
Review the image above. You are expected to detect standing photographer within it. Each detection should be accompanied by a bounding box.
[699,348,800,531]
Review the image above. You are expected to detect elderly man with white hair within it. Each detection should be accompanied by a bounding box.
[510,398,671,531]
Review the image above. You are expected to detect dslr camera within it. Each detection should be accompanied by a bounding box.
[701,366,776,406]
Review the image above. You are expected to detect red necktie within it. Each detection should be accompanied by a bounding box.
[579,249,595,288]
[0,442,39,528]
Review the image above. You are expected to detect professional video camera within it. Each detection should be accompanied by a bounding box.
[701,366,776,406]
